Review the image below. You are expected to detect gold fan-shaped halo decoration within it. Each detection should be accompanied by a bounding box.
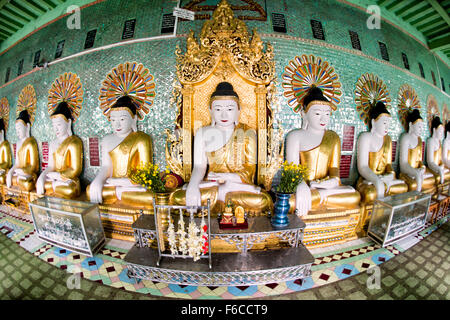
[426,94,440,130]
[0,97,9,132]
[397,84,421,130]
[48,72,84,122]
[282,54,342,113]
[442,103,449,125]
[16,84,37,125]
[354,73,391,126]
[99,61,156,121]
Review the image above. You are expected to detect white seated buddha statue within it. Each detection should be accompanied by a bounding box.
[399,109,437,193]
[443,122,450,169]
[170,82,273,215]
[87,96,154,206]
[6,110,39,191]
[356,101,408,203]
[36,102,83,199]
[285,87,361,216]
[426,116,450,185]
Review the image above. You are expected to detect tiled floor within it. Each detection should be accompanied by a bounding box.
[0,205,448,300]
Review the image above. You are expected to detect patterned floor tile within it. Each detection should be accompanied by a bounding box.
[311,269,339,286]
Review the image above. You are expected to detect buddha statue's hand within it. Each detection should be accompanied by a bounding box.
[105,177,136,187]
[381,172,394,182]
[14,168,27,177]
[6,169,13,187]
[186,183,201,207]
[206,172,242,184]
[309,177,339,189]
[439,165,445,184]
[46,172,62,181]
[295,181,311,217]
[374,178,385,199]
[89,179,104,204]
[217,181,260,202]
[36,175,45,195]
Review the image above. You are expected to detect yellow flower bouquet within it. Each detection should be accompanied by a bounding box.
[129,162,171,193]
[275,161,309,194]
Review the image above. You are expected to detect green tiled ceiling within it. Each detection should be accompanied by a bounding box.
[346,0,450,64]
[0,0,98,51]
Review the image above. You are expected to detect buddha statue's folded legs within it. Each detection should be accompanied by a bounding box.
[288,187,361,213]
[86,184,154,206]
[12,175,37,192]
[171,185,273,215]
[44,179,81,199]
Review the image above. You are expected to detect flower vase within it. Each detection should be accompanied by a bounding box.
[154,191,171,229]
[271,191,291,228]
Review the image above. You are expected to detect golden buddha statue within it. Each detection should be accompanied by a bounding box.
[286,87,361,216]
[87,96,154,206]
[0,118,12,185]
[36,102,83,199]
[6,110,39,191]
[399,109,437,193]
[356,102,408,204]
[426,116,450,185]
[170,82,273,215]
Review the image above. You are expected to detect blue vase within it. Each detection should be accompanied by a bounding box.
[271,191,291,228]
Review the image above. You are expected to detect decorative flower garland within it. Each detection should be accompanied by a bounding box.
[167,211,178,256]
[176,210,188,255]
[166,209,209,261]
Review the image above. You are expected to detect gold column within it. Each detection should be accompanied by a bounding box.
[255,84,267,187]
[182,85,194,182]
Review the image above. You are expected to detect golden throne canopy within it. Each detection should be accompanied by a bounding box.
[167,0,281,188]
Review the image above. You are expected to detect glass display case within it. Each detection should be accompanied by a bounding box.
[29,196,105,256]
[368,191,431,247]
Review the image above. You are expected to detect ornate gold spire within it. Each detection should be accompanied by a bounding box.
[176,0,274,85]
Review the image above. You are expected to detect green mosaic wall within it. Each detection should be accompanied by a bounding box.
[0,0,448,186]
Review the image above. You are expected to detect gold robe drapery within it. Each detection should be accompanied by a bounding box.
[0,140,12,184]
[86,131,154,206]
[171,123,273,215]
[12,137,39,191]
[44,135,83,199]
[289,130,361,211]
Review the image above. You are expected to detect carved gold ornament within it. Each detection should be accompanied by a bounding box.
[175,0,274,85]
[0,97,9,131]
[282,54,342,113]
[442,103,449,124]
[354,73,391,126]
[99,61,156,120]
[48,72,84,122]
[17,84,37,125]
[426,94,440,129]
[397,84,421,130]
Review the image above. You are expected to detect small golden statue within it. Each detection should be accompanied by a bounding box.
[220,199,234,225]
[235,205,245,224]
